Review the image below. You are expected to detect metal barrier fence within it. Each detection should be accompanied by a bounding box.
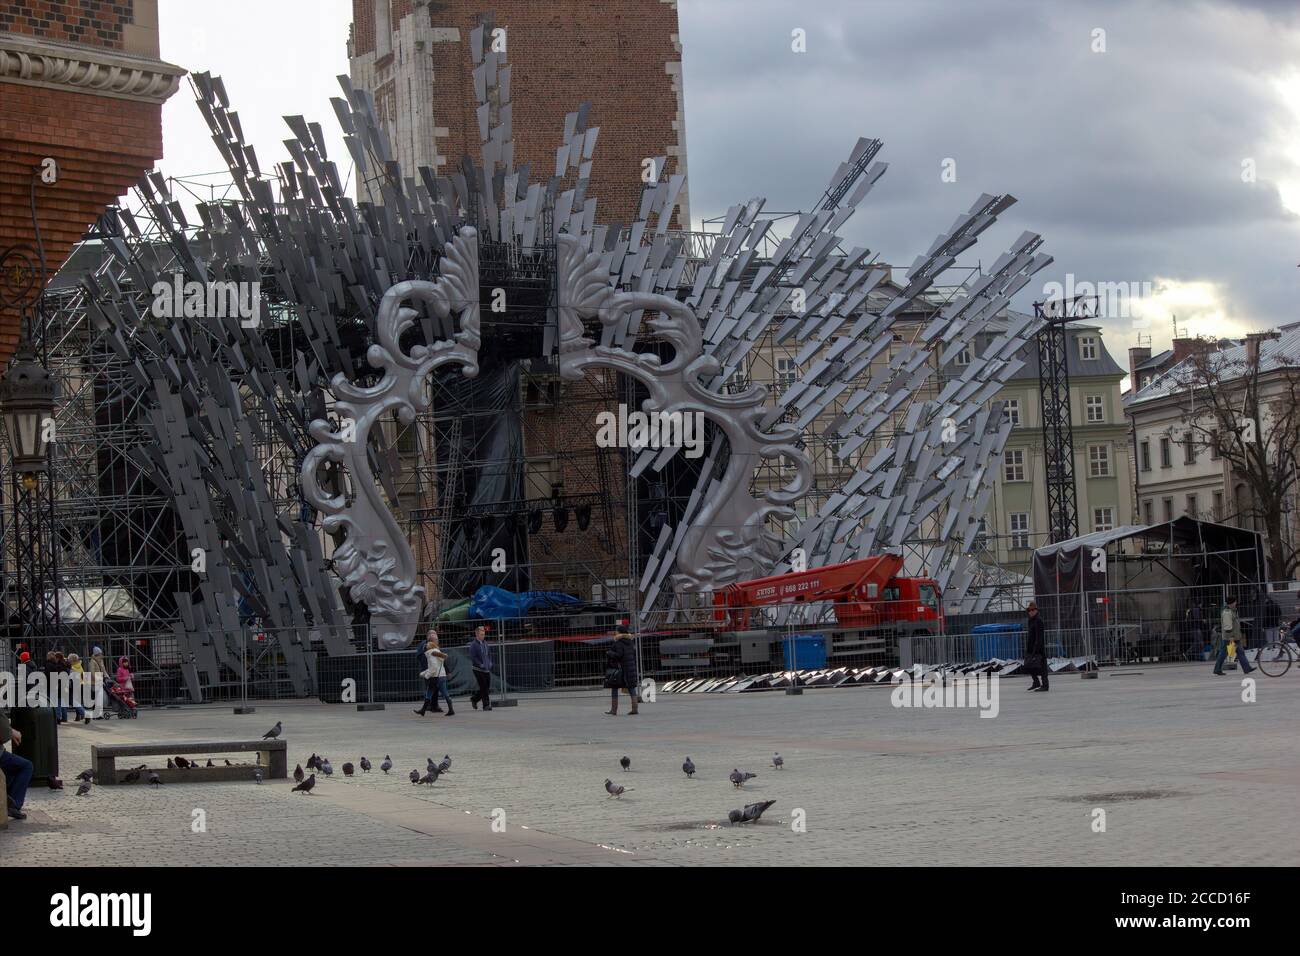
[13,583,1292,704]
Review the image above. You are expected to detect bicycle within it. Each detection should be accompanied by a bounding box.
[1254,637,1298,677]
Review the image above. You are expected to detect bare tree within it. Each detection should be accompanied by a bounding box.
[1175,334,1300,580]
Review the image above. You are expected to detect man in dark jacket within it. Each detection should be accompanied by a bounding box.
[1025,601,1048,692]
[468,625,493,711]
[604,624,640,715]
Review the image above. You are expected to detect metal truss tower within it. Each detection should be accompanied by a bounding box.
[1034,295,1096,543]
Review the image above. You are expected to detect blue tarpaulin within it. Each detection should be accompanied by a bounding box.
[468,585,580,620]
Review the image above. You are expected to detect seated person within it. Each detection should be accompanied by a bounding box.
[0,707,33,821]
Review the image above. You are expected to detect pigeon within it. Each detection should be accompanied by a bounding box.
[419,767,439,785]
[729,769,757,789]
[437,755,452,774]
[174,757,190,769]
[604,778,631,799]
[682,757,695,778]
[166,758,176,770]
[293,764,304,783]
[47,776,64,791]
[342,762,355,777]
[427,757,438,773]
[620,755,631,772]
[381,756,393,775]
[253,768,263,784]
[306,753,320,771]
[728,800,777,825]
[291,773,316,794]
[206,759,215,768]
[148,772,162,786]
[262,721,282,740]
[409,769,420,784]
[76,769,94,783]
[359,757,372,773]
[76,781,92,797]
[122,769,141,784]
[224,760,232,767]
[772,752,784,770]
[321,759,333,777]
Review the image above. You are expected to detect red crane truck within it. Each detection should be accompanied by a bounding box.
[708,554,943,665]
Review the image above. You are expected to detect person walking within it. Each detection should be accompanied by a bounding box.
[604,624,640,715]
[430,632,455,716]
[87,648,109,719]
[1024,601,1049,692]
[1213,595,1255,676]
[413,631,454,716]
[468,625,493,711]
[44,651,69,724]
[1,707,33,821]
[66,654,90,724]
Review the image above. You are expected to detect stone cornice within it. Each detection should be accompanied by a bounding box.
[0,31,185,105]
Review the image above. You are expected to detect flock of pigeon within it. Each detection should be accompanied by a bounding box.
[290,749,452,794]
[604,750,787,826]
[69,757,260,796]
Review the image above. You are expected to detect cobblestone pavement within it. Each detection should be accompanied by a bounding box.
[5,663,1297,866]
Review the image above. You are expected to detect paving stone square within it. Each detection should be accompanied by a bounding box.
[4,663,1297,866]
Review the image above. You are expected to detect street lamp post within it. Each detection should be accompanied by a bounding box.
[0,245,60,651]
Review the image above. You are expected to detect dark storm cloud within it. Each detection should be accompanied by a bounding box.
[676,0,1300,346]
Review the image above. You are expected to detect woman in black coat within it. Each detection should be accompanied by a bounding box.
[1025,601,1048,692]
[604,624,640,715]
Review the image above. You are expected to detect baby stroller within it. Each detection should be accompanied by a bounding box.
[107,681,139,719]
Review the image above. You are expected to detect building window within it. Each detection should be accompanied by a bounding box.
[1186,494,1198,517]
[1139,440,1151,472]
[1003,449,1025,482]
[1213,490,1224,521]
[1085,395,1105,423]
[1141,374,1152,388]
[1093,507,1114,532]
[1088,443,1111,478]
[1009,512,1030,549]
[1079,336,1098,361]
[954,345,971,366]
[1143,499,1154,525]
[375,0,393,58]
[1162,497,1174,522]
[1210,430,1220,460]
[1183,433,1196,466]
[776,357,797,390]
[1003,398,1020,427]
[1160,436,1171,468]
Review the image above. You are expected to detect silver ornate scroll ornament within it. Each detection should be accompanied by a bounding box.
[555,233,811,592]
[302,228,481,649]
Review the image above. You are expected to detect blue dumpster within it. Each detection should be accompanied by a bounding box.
[782,634,827,670]
[972,622,1023,660]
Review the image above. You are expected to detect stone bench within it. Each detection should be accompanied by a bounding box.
[92,739,287,784]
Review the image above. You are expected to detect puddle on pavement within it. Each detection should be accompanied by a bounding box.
[635,820,779,831]
[1056,789,1186,803]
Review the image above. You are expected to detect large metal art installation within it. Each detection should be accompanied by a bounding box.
[74,15,1054,666]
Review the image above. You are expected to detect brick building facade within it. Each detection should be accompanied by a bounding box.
[0,0,183,364]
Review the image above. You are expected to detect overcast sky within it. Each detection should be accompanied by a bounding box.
[155,0,1300,364]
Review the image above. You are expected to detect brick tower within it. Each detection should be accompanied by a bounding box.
[348,0,689,226]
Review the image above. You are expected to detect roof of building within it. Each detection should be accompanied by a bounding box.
[1127,327,1300,406]
[1134,349,1173,372]
[985,311,1125,382]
